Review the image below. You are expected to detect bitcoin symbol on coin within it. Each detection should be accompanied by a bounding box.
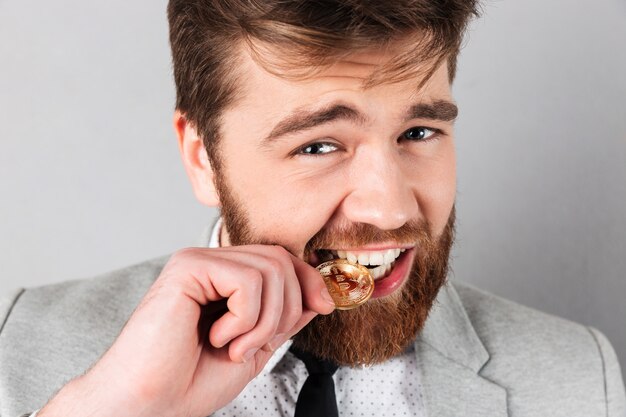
[328,266,359,295]
[317,259,374,310]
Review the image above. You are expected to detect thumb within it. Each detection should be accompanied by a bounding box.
[289,254,335,315]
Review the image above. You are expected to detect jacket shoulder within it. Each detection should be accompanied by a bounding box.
[0,255,170,417]
[453,281,595,350]
[453,281,626,415]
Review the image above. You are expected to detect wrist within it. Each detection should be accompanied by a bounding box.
[38,373,149,417]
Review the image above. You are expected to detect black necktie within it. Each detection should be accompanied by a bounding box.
[290,346,340,417]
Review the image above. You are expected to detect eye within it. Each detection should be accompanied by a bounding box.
[297,142,339,156]
[401,127,438,142]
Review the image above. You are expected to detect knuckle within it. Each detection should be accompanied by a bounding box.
[264,258,285,279]
[251,256,286,286]
[241,267,263,291]
[270,245,290,259]
[239,314,259,332]
[172,247,199,260]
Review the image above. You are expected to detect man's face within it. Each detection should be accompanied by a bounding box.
[209,45,457,364]
[218,48,456,257]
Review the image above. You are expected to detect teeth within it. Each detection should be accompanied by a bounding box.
[316,248,407,280]
[369,262,395,280]
[369,252,384,266]
[331,248,405,266]
[383,250,395,264]
[346,252,358,264]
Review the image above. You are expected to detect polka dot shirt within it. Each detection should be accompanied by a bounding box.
[213,340,426,417]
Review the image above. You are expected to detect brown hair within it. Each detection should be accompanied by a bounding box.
[167,0,480,163]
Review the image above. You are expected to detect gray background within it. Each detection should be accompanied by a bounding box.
[1,1,625,370]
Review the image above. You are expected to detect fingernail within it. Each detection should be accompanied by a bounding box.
[242,348,258,362]
[268,333,286,351]
[321,287,335,305]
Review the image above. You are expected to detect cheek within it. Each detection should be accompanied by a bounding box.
[402,140,456,236]
[226,155,346,251]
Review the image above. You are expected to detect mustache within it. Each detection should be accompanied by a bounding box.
[305,218,434,252]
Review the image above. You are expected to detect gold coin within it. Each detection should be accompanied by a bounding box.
[316,259,374,310]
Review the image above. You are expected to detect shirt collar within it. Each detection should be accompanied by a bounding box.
[197,216,221,248]
[207,217,222,249]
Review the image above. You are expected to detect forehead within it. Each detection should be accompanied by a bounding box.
[221,44,453,133]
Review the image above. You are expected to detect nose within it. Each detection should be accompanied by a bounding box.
[339,146,419,230]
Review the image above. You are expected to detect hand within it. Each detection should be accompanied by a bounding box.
[39,245,335,417]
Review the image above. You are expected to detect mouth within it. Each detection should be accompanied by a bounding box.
[310,246,415,298]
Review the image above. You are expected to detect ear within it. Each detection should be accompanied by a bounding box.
[174,111,220,207]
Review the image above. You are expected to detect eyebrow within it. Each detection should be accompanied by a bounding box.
[407,100,458,123]
[262,100,458,145]
[262,104,365,144]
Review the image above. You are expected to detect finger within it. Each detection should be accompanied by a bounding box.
[262,309,319,352]
[267,247,302,335]
[290,254,336,315]
[204,247,292,347]
[206,261,264,348]
[258,257,302,352]
[225,253,287,362]
[212,246,328,317]
[213,246,303,348]
[289,310,318,337]
[195,246,332,361]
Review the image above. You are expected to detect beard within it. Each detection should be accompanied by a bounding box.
[292,212,455,366]
[215,166,455,367]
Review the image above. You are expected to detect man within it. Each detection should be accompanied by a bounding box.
[0,1,624,416]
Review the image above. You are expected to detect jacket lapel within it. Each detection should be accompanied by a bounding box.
[415,282,508,417]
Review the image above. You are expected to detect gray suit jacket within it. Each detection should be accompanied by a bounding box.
[0,255,624,417]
